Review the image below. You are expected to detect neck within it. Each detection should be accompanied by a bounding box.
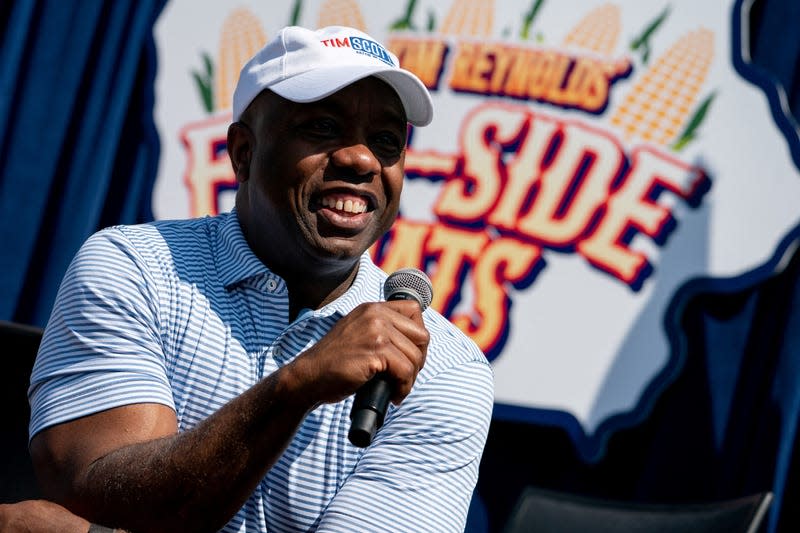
[279,260,361,321]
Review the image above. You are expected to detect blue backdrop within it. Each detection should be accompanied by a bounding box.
[0,1,798,532]
[0,0,164,326]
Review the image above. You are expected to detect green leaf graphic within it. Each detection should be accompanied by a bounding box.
[391,0,418,31]
[191,51,214,114]
[630,5,670,65]
[521,0,545,40]
[672,91,716,151]
[290,0,303,26]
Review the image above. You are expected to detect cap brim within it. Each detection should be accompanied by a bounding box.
[269,65,434,127]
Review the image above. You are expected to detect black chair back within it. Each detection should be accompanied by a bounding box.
[503,486,773,533]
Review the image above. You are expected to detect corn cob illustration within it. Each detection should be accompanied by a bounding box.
[440,0,495,37]
[318,0,367,32]
[610,28,714,146]
[217,7,268,113]
[562,3,621,56]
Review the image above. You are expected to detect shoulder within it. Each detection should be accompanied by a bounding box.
[79,215,218,255]
[416,307,494,405]
[74,213,231,272]
[110,214,225,251]
[423,307,490,368]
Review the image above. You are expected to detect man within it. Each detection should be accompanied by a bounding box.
[28,25,494,532]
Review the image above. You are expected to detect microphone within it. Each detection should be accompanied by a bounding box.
[348,267,433,448]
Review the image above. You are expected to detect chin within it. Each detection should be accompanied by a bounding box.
[300,234,361,260]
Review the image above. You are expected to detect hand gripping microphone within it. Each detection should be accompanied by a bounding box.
[348,268,433,448]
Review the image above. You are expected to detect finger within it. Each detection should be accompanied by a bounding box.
[374,328,429,404]
[371,315,428,370]
[379,300,430,349]
[383,298,425,321]
[375,341,421,404]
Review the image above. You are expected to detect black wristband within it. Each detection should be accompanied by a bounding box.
[88,525,115,533]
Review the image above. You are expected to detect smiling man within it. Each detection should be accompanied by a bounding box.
[27,26,494,533]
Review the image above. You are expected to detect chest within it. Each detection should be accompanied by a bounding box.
[158,276,363,529]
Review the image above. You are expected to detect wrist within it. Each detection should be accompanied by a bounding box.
[279,358,321,414]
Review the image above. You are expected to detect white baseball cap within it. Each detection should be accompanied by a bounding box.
[232,25,434,126]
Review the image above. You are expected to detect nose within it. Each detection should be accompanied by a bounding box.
[330,142,381,179]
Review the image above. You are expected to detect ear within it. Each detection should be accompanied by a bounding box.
[227,122,253,183]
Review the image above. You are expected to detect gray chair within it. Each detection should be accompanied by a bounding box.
[503,486,773,533]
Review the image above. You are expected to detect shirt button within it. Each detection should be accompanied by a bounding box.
[267,279,278,291]
[273,345,282,357]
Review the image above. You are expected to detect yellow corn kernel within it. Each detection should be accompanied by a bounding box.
[562,3,621,57]
[441,0,495,37]
[318,0,367,32]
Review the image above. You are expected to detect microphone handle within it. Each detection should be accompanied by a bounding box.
[348,374,392,448]
[348,293,419,448]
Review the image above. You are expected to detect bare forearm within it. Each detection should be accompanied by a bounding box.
[71,367,313,533]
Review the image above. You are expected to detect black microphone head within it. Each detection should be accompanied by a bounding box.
[383,268,433,311]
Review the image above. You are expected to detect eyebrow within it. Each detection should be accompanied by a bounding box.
[310,93,409,128]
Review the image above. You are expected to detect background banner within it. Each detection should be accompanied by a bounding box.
[152,0,800,461]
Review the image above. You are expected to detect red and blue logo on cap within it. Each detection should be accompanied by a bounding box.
[320,35,395,67]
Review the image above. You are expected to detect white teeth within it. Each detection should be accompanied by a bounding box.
[322,196,367,213]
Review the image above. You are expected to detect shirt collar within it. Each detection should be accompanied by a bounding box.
[216,210,271,289]
[314,253,385,317]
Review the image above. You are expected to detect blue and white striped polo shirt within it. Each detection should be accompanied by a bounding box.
[29,210,494,532]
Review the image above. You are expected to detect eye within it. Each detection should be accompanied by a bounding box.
[299,117,340,138]
[370,131,405,158]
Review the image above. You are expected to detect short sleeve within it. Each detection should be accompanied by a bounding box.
[316,359,494,532]
[28,228,174,440]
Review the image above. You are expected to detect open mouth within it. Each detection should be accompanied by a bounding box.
[313,192,376,232]
[319,194,369,214]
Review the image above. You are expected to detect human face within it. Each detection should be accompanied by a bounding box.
[233,77,408,278]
